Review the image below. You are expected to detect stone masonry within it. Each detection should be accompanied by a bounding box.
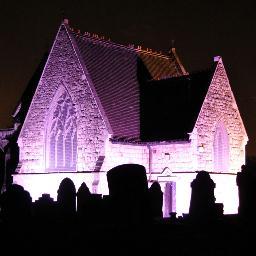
[194,58,247,173]
[18,24,108,173]
[13,22,248,216]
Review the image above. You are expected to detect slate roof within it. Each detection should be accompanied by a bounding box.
[69,26,186,139]
[14,22,215,142]
[137,49,185,79]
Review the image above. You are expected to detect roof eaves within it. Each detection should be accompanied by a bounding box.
[110,137,190,145]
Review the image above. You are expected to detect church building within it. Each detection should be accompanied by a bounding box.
[2,19,248,216]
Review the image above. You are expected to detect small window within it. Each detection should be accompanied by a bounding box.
[213,122,229,172]
[165,152,170,160]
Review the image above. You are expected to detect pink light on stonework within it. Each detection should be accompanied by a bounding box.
[13,170,239,215]
[211,173,238,214]
[13,172,109,201]
[46,90,77,171]
[159,171,239,217]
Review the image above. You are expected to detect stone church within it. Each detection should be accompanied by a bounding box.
[0,19,248,216]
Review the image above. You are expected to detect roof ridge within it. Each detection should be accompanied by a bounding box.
[68,26,170,59]
[136,48,169,59]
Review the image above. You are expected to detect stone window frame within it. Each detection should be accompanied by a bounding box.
[213,121,230,172]
[45,86,77,172]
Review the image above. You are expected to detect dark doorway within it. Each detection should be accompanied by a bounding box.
[164,181,176,217]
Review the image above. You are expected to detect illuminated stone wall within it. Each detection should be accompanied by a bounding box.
[17,24,108,173]
[194,58,247,173]
[154,172,238,216]
[103,141,194,174]
[150,142,194,173]
[13,172,108,201]
[15,24,247,217]
[103,142,148,171]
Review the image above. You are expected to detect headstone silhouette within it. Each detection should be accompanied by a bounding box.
[77,183,103,225]
[77,182,91,218]
[107,164,149,225]
[148,181,163,220]
[57,178,76,219]
[33,193,56,220]
[0,184,32,222]
[189,171,218,221]
[237,164,256,220]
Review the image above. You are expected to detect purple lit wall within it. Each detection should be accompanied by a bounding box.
[17,23,108,174]
[14,23,247,217]
[214,122,229,172]
[47,90,77,171]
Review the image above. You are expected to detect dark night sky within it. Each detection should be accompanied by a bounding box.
[1,0,256,155]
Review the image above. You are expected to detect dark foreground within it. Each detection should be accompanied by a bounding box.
[0,215,255,256]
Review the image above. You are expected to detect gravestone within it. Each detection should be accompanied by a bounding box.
[33,193,56,220]
[148,181,163,220]
[237,164,256,220]
[57,178,76,219]
[0,184,32,222]
[189,171,218,221]
[107,164,149,226]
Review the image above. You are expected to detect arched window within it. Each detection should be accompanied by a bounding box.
[47,91,77,171]
[213,122,229,172]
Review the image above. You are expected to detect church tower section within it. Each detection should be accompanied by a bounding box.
[17,23,108,173]
[194,57,248,173]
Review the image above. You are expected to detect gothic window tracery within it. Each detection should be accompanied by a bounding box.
[47,91,77,171]
[213,122,229,172]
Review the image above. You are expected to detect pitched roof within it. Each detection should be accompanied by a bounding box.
[16,22,214,143]
[137,48,186,79]
[140,67,216,141]
[69,26,185,139]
